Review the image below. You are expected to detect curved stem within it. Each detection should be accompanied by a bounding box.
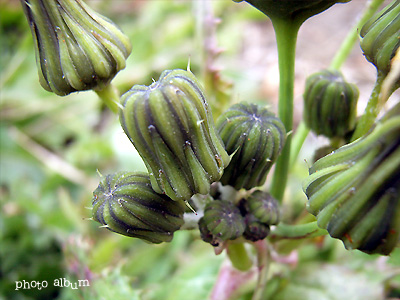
[329,0,385,70]
[94,83,120,114]
[269,221,327,242]
[227,242,253,272]
[270,18,300,202]
[351,73,385,141]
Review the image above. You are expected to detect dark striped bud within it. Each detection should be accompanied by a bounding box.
[234,0,350,24]
[243,214,270,242]
[21,0,132,96]
[201,200,246,242]
[303,108,400,255]
[216,102,286,190]
[92,172,185,244]
[246,190,280,225]
[120,69,230,201]
[360,0,400,77]
[303,70,359,138]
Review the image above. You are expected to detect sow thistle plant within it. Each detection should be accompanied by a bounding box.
[20,0,400,298]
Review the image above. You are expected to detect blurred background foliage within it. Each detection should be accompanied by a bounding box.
[0,0,399,299]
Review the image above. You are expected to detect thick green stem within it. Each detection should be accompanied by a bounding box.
[329,0,386,70]
[351,73,385,141]
[270,19,300,202]
[94,83,120,114]
[269,221,327,241]
[226,242,253,272]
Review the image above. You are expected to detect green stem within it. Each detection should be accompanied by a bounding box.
[329,0,386,70]
[270,18,301,202]
[351,73,385,141]
[289,122,310,169]
[288,0,385,166]
[226,242,253,272]
[94,83,120,114]
[252,240,270,300]
[269,221,327,242]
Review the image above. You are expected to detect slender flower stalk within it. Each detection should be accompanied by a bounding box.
[269,19,299,202]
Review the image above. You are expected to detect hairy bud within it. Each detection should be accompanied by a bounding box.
[92,172,185,244]
[21,0,132,95]
[120,69,230,201]
[360,0,400,77]
[303,70,359,138]
[303,107,400,255]
[216,102,286,190]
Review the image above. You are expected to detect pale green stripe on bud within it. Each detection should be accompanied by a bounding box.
[92,172,185,244]
[303,108,400,255]
[216,102,286,190]
[120,69,230,201]
[21,0,132,96]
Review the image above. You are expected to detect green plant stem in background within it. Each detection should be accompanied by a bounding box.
[289,0,385,167]
[227,242,253,271]
[351,73,385,141]
[269,221,327,241]
[252,240,270,300]
[94,83,120,114]
[270,18,300,202]
[329,0,386,70]
[289,122,310,169]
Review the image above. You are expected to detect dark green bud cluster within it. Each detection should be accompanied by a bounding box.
[243,214,271,242]
[360,0,400,77]
[21,0,132,96]
[303,108,400,255]
[199,190,280,245]
[92,172,185,244]
[233,0,350,24]
[242,190,280,242]
[303,70,359,139]
[216,102,286,190]
[120,69,230,201]
[246,190,280,225]
[199,200,246,246]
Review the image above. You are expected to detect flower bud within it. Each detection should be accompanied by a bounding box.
[216,102,286,190]
[21,0,132,96]
[92,172,185,244]
[246,190,280,225]
[198,217,220,246]
[360,0,400,77]
[235,0,350,23]
[201,200,246,242]
[303,70,359,138]
[120,69,230,201]
[303,109,400,255]
[243,214,270,242]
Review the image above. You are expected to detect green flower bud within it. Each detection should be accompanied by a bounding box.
[360,0,400,77]
[303,110,400,255]
[198,217,220,246]
[234,0,350,23]
[247,190,280,225]
[120,69,230,201]
[216,102,286,190]
[21,0,132,96]
[303,70,359,139]
[243,214,270,242]
[201,200,246,241]
[92,172,185,244]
